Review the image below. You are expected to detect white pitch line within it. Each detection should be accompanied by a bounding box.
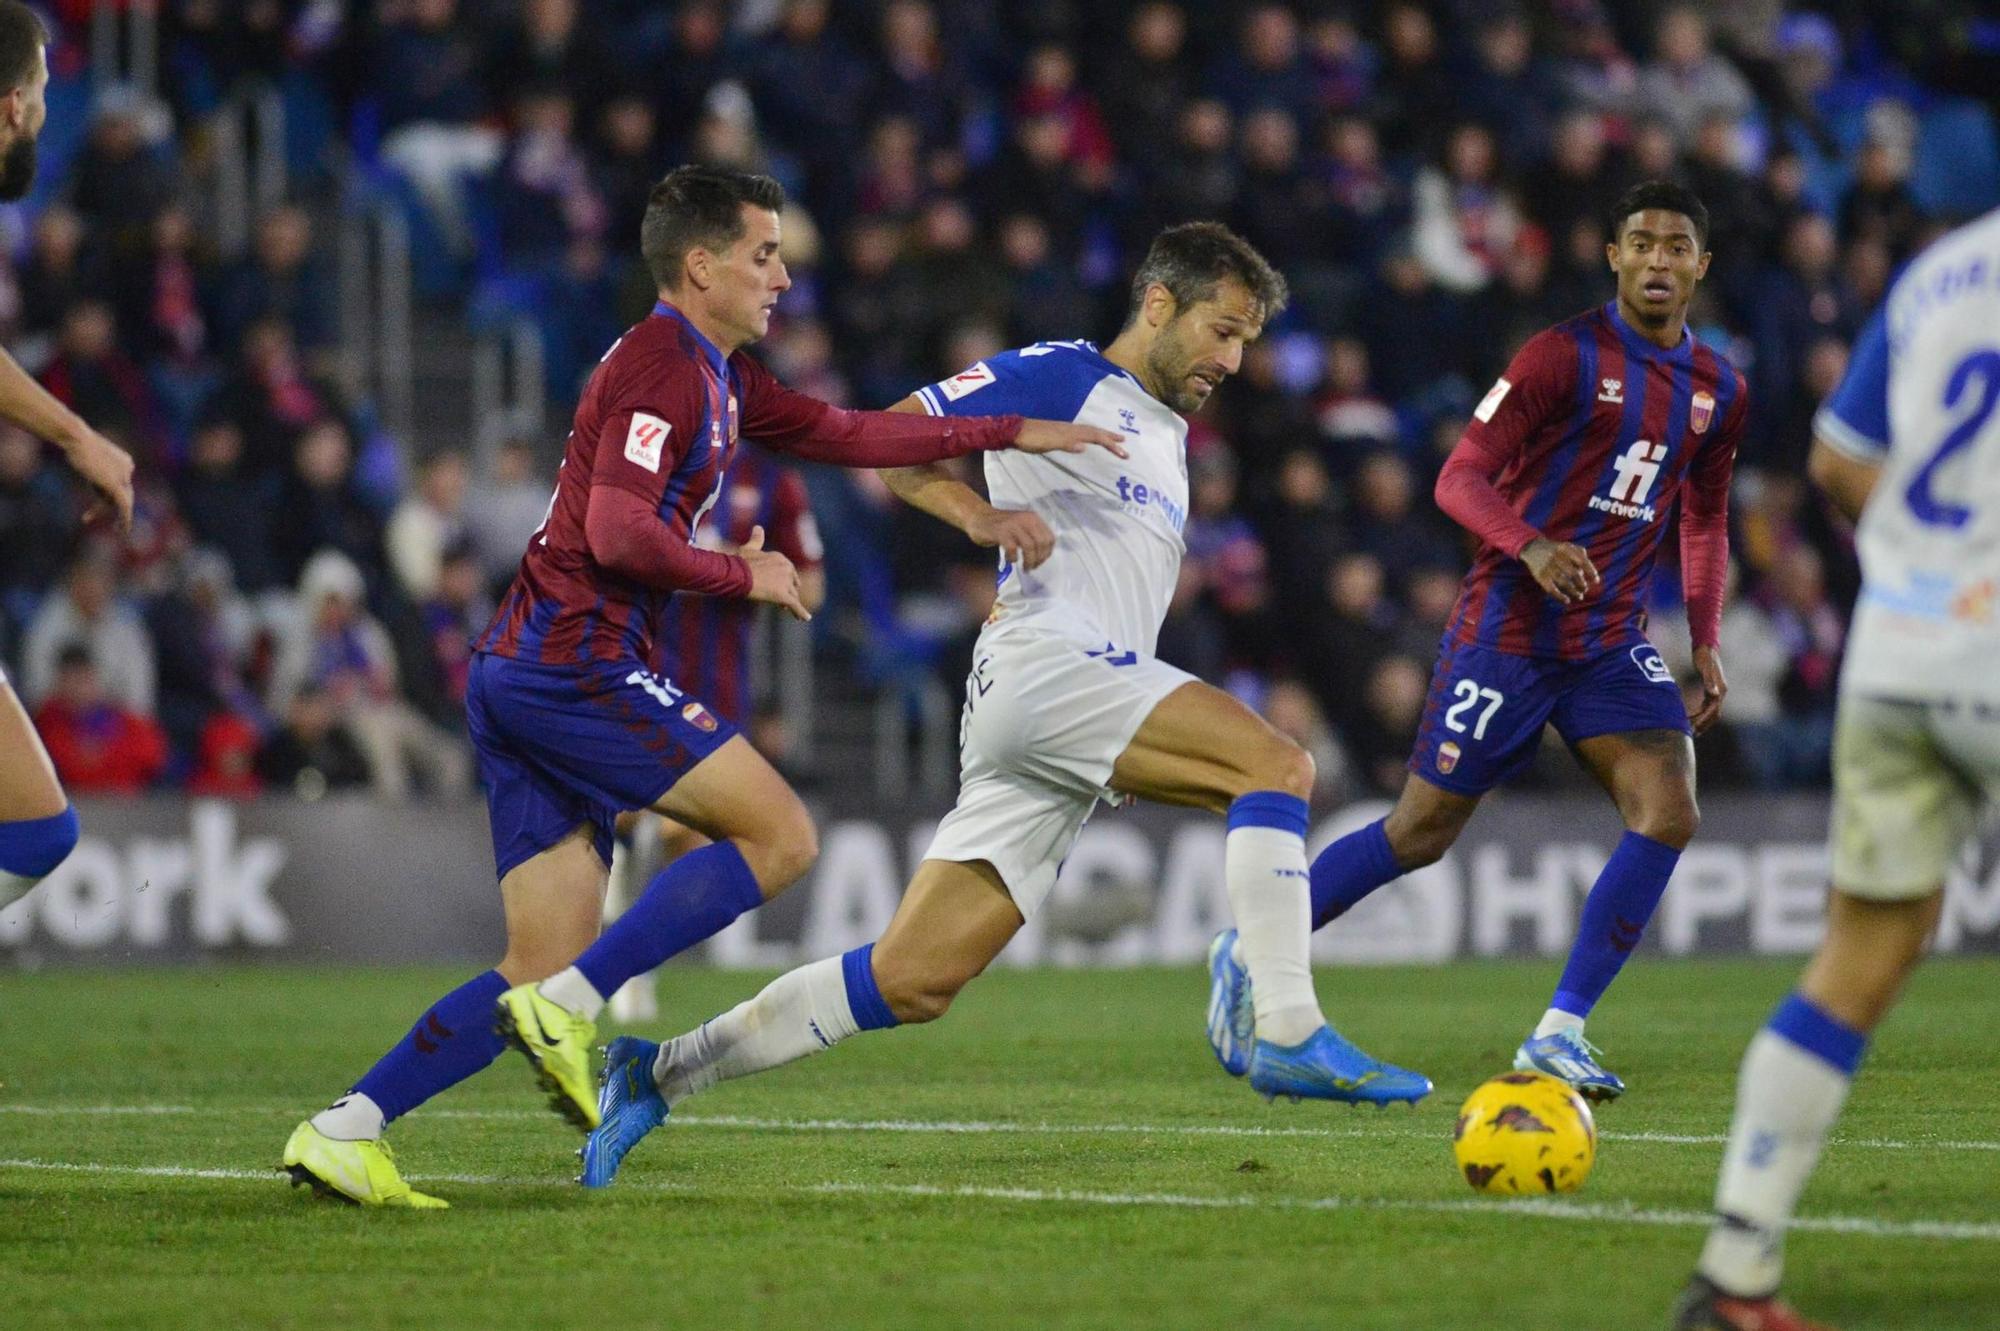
[804,1181,2000,1242]
[0,1157,1993,1242]
[3,1103,1998,1152]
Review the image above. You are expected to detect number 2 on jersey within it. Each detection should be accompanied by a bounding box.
[1905,347,2000,530]
[1444,680,1504,740]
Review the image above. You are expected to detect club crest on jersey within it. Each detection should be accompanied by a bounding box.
[1690,390,1715,434]
[624,412,670,472]
[1436,741,1462,774]
[681,701,718,733]
[940,362,996,401]
[1598,378,1624,404]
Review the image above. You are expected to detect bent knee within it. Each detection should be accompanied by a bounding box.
[1634,798,1700,849]
[1237,740,1316,805]
[739,806,820,896]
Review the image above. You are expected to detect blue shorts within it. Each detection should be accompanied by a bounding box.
[1408,637,1690,796]
[465,652,739,881]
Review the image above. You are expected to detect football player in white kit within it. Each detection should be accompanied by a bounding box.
[577,223,1432,1186]
[0,1,135,917]
[1675,207,2000,1331]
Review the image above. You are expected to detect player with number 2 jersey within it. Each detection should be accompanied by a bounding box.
[1271,182,1747,1104]
[1677,205,2000,1331]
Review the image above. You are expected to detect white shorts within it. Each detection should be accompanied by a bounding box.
[923,620,1193,918]
[1829,693,2000,900]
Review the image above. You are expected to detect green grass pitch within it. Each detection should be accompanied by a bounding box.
[1,959,1994,1330]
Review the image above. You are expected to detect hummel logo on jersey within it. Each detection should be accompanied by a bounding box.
[1598,378,1624,404]
[1118,408,1140,435]
[1588,438,1668,521]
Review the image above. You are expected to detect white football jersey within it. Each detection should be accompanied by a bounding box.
[1819,207,2000,703]
[916,341,1189,655]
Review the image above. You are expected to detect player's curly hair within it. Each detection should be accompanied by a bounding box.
[1126,222,1289,327]
[1610,180,1710,249]
[0,0,47,93]
[641,165,787,292]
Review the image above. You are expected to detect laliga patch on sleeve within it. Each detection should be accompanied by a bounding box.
[624,412,671,472]
[939,362,997,401]
[1473,377,1511,423]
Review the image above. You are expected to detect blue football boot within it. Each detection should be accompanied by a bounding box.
[1247,1024,1432,1107]
[1513,1029,1625,1102]
[578,1036,669,1188]
[1205,929,1255,1077]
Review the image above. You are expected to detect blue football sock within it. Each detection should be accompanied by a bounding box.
[351,969,508,1125]
[573,840,763,1000]
[0,805,80,909]
[842,943,900,1032]
[1307,818,1401,929]
[1549,830,1681,1019]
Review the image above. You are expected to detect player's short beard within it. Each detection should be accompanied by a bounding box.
[0,133,37,201]
[1146,324,1208,415]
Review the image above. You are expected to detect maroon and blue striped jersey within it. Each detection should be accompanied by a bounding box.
[475,303,1016,672]
[1438,302,1746,661]
[475,306,746,671]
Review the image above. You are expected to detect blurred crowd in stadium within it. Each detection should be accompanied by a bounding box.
[2,0,1997,805]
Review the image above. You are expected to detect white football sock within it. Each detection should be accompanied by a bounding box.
[1534,1008,1586,1040]
[1225,822,1321,1048]
[311,1091,385,1141]
[653,955,861,1106]
[537,966,606,1022]
[604,841,659,1023]
[1697,1029,1855,1295]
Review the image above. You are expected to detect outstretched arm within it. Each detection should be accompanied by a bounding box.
[878,395,1057,570]
[736,357,1123,469]
[0,350,134,531]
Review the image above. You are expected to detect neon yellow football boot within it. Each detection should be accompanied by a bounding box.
[281,1122,448,1208]
[494,983,601,1131]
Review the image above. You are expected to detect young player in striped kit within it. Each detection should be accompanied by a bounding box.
[1212,182,1746,1101]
